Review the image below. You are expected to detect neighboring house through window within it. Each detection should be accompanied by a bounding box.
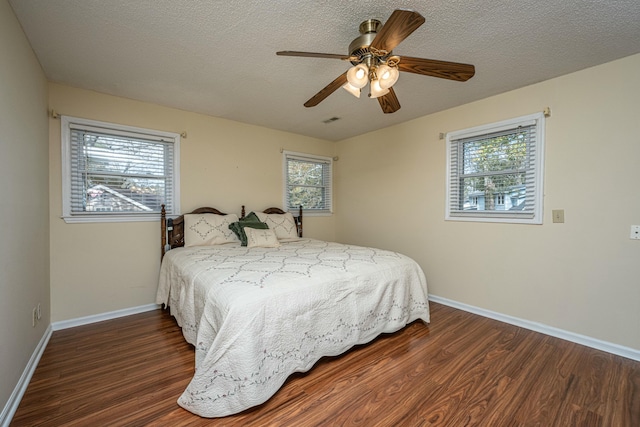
[283,151,332,215]
[61,116,180,223]
[445,112,545,224]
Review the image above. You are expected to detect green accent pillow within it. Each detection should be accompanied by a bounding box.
[229,212,269,246]
[242,212,262,223]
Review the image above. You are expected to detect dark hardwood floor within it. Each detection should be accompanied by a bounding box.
[11,302,640,426]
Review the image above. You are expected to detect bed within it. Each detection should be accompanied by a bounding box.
[156,205,430,418]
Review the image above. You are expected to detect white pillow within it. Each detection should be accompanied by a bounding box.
[245,227,280,248]
[184,213,239,247]
[254,212,299,241]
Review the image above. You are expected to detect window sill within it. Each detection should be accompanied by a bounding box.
[445,213,542,224]
[61,214,162,224]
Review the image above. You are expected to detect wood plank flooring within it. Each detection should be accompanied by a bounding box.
[11,302,640,426]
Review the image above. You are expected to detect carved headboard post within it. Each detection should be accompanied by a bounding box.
[161,204,167,259]
[241,205,246,219]
[298,205,303,238]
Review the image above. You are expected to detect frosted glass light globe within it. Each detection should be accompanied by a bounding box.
[346,64,369,89]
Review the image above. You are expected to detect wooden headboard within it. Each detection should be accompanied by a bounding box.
[161,205,228,258]
[161,205,303,259]
[241,205,303,239]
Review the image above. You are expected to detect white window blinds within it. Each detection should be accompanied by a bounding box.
[446,113,545,224]
[62,116,180,222]
[283,151,333,214]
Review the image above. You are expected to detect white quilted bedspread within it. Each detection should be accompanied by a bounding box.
[156,238,429,418]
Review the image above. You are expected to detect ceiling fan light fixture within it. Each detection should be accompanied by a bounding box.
[342,82,361,98]
[369,79,390,98]
[377,63,399,89]
[346,64,369,88]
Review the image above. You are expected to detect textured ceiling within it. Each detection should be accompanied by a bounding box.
[8,0,640,141]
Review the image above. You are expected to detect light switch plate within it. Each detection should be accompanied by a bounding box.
[552,209,564,223]
[631,225,640,240]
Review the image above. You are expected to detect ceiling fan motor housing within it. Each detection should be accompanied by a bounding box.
[349,19,385,65]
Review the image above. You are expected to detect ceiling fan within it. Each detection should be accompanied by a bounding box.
[277,9,475,114]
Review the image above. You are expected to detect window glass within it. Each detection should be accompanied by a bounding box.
[283,151,332,214]
[61,116,180,223]
[446,113,545,223]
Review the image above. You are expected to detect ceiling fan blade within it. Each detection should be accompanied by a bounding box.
[277,51,351,60]
[370,9,425,53]
[377,87,401,113]
[398,56,475,82]
[304,72,348,107]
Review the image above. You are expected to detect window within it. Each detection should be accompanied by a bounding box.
[61,116,180,223]
[446,112,545,224]
[283,151,332,215]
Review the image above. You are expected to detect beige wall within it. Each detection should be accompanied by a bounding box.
[0,0,49,411]
[49,55,640,350]
[48,84,336,322]
[336,53,640,351]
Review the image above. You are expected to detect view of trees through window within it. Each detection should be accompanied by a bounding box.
[286,158,328,211]
[447,113,544,223]
[460,130,529,211]
[76,132,169,213]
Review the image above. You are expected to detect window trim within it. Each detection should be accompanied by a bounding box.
[282,150,333,216]
[61,116,181,223]
[445,112,545,224]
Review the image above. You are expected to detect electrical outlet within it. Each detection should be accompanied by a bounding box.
[631,225,640,240]
[37,303,42,320]
[32,308,37,327]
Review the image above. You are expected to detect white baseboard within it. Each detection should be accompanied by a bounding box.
[1,303,161,426]
[0,324,52,427]
[52,303,161,331]
[429,295,640,362]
